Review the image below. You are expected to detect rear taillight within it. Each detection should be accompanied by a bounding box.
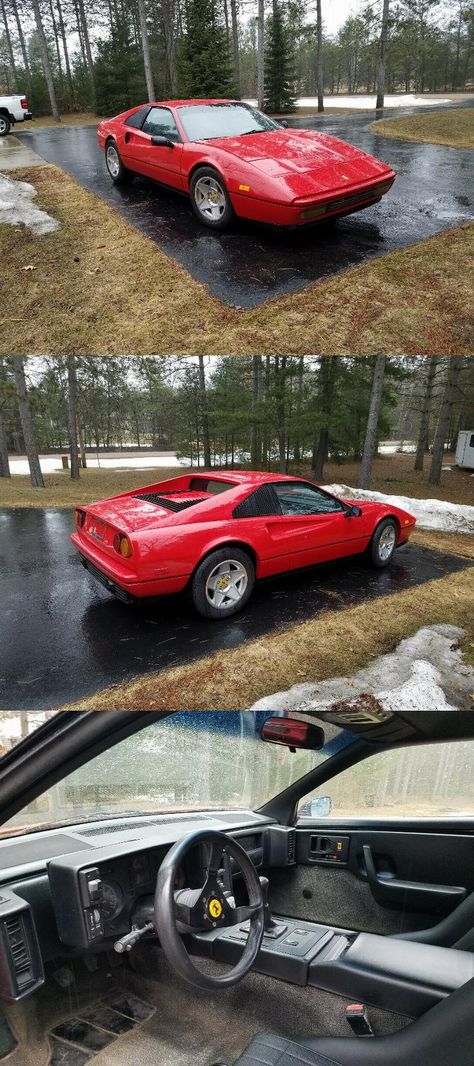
[113,532,133,558]
[21,97,28,110]
[74,508,86,528]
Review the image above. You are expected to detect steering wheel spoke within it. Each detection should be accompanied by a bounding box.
[174,886,208,931]
[227,902,261,925]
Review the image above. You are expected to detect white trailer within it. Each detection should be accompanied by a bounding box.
[455,430,474,469]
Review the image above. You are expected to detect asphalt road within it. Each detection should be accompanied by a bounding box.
[18,105,474,308]
[0,508,471,711]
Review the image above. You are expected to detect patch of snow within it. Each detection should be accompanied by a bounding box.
[0,173,59,235]
[323,484,474,534]
[245,94,452,110]
[9,454,184,475]
[248,625,473,714]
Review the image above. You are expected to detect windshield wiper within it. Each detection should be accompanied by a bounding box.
[241,129,265,136]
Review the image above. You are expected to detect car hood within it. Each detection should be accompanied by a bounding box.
[206,128,392,196]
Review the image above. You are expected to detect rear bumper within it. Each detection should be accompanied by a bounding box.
[71,532,189,600]
[231,173,396,227]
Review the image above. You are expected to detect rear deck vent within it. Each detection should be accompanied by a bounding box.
[134,494,206,512]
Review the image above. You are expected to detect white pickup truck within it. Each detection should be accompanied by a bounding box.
[0,94,33,136]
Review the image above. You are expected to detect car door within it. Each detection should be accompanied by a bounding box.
[123,106,185,190]
[256,482,371,577]
[266,738,474,938]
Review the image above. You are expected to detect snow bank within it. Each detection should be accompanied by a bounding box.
[249,625,473,713]
[0,173,59,235]
[245,94,452,111]
[323,484,474,535]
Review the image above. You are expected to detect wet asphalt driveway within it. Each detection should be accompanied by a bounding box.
[18,106,474,307]
[0,507,471,710]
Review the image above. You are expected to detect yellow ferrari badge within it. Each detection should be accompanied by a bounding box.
[208,898,223,919]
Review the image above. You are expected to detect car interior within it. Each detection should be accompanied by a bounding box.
[0,709,473,1066]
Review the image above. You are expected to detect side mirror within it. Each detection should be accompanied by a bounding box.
[300,796,332,819]
[280,120,289,128]
[151,135,175,148]
[345,504,362,517]
[261,716,325,751]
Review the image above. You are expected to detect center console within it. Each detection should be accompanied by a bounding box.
[195,914,474,1017]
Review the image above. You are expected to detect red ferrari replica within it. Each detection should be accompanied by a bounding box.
[97,99,395,230]
[71,471,416,619]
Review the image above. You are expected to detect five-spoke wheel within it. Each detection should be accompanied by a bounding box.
[190,166,234,229]
[191,547,255,619]
[370,518,398,567]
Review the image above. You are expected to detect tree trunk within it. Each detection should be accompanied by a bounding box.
[67,356,80,480]
[77,0,95,92]
[316,0,324,112]
[257,0,264,109]
[0,406,11,477]
[376,0,390,109]
[414,356,436,471]
[56,0,75,103]
[31,0,60,122]
[11,0,31,83]
[48,0,64,83]
[250,355,261,466]
[11,357,45,488]
[1,0,17,89]
[77,411,87,468]
[429,357,464,485]
[358,356,386,488]
[313,427,329,480]
[275,356,287,474]
[198,356,211,468]
[138,0,155,101]
[230,0,241,95]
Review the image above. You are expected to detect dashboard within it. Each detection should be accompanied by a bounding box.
[0,810,295,1003]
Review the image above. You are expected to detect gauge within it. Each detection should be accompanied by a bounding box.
[100,879,124,921]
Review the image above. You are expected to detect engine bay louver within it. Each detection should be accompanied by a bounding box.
[133,493,206,512]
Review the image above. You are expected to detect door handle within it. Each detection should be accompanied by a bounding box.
[362,845,467,912]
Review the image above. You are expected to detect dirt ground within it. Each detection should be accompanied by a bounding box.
[372,107,474,149]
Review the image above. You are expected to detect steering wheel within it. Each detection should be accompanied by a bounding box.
[154,828,264,989]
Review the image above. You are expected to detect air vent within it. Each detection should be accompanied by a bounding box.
[134,494,206,512]
[4,917,32,985]
[233,485,281,518]
[287,830,296,864]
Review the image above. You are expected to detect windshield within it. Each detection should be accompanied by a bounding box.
[178,103,280,141]
[1,712,355,837]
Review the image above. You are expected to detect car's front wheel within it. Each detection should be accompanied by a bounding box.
[370,518,398,568]
[190,167,234,230]
[191,547,255,619]
[0,114,11,137]
[105,140,128,184]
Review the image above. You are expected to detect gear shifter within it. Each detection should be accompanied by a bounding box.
[259,877,287,939]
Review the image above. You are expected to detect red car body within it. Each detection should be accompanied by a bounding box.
[97,99,396,228]
[71,471,416,614]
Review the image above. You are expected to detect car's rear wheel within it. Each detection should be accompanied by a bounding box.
[190,167,234,230]
[370,518,397,568]
[105,140,128,184]
[0,114,11,137]
[191,547,255,619]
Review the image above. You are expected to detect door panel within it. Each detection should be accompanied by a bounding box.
[255,514,371,577]
[266,825,474,936]
[122,128,185,189]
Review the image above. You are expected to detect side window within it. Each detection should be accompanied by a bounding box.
[297,741,474,822]
[124,106,150,129]
[142,107,181,142]
[274,483,344,517]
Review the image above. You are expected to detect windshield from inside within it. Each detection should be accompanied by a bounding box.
[1,712,355,837]
[178,103,280,141]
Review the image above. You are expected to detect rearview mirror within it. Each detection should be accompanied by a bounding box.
[261,716,325,751]
[151,135,175,148]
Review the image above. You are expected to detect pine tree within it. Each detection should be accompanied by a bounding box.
[94,17,147,116]
[264,0,297,113]
[180,0,235,98]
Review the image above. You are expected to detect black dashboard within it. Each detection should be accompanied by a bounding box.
[0,810,295,1003]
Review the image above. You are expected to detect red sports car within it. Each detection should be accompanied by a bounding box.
[71,471,415,619]
[97,99,396,230]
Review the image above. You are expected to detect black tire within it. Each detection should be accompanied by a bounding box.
[369,518,398,568]
[0,114,11,137]
[189,166,234,230]
[105,139,128,184]
[191,547,255,619]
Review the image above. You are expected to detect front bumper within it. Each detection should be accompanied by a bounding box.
[232,173,396,227]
